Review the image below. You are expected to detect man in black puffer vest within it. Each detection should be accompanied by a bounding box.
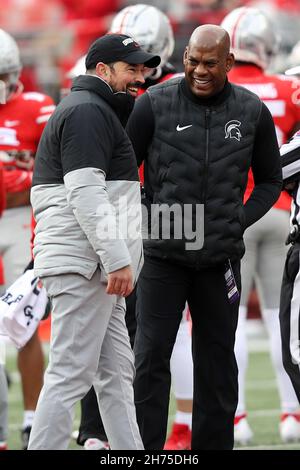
[126,24,282,450]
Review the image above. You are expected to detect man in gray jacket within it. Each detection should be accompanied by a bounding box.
[28,33,160,450]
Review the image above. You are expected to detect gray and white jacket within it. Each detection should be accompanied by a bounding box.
[31,75,143,281]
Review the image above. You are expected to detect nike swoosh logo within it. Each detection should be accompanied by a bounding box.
[176,124,193,132]
[4,120,20,127]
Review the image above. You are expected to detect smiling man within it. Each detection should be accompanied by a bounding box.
[184,25,233,98]
[27,33,160,450]
[126,25,282,450]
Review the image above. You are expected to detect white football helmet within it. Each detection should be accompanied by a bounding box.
[67,55,86,79]
[110,4,174,69]
[285,40,300,76]
[0,29,22,101]
[221,7,278,70]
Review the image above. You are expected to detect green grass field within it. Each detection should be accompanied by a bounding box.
[5,341,300,450]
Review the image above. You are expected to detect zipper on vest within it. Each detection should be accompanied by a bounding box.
[201,108,210,203]
[196,109,210,269]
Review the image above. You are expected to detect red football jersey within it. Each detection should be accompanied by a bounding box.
[0,90,55,195]
[0,160,4,284]
[0,161,4,217]
[228,64,300,211]
[0,89,55,285]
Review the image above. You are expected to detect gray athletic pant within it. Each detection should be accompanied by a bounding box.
[240,207,289,308]
[0,206,31,446]
[28,269,143,450]
[0,206,31,289]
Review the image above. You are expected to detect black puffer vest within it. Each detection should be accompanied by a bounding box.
[143,78,262,268]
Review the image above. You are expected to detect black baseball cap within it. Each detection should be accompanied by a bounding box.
[85,33,161,69]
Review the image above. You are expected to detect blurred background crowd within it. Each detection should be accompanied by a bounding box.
[1,0,300,451]
[1,0,300,103]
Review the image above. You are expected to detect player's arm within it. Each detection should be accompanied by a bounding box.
[244,103,282,228]
[126,92,154,166]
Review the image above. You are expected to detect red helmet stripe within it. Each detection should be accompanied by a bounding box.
[118,9,130,33]
[231,8,248,50]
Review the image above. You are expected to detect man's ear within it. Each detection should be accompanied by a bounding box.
[95,62,109,80]
[183,47,188,66]
[226,53,235,73]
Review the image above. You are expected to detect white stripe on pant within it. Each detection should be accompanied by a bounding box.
[28,269,143,450]
[289,257,300,366]
[280,244,300,404]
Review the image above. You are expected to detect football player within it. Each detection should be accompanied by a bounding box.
[0,28,55,449]
[221,6,300,444]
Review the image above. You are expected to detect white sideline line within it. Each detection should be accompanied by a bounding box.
[237,442,300,450]
[249,408,280,417]
[248,339,270,352]
[246,379,277,390]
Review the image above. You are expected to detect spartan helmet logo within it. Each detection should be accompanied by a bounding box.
[225,120,242,141]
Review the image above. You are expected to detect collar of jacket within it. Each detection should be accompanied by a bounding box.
[180,77,232,107]
[71,74,134,126]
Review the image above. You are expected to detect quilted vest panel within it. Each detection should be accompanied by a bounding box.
[144,78,262,268]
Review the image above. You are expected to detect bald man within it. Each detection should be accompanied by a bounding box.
[127,25,282,450]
